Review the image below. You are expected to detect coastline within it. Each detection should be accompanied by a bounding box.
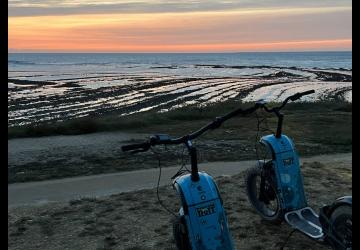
[9,64,352,129]
[8,53,352,249]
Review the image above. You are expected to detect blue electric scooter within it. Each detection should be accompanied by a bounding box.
[243,90,352,249]
[122,104,259,249]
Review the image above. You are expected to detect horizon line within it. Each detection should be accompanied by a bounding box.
[8,50,352,54]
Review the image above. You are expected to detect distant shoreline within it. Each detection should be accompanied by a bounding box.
[8,50,353,54]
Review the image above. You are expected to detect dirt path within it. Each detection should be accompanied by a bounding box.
[8,152,351,208]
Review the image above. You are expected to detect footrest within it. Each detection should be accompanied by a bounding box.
[285,207,323,239]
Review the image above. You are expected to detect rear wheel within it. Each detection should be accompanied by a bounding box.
[173,216,191,250]
[245,164,283,224]
[329,205,352,250]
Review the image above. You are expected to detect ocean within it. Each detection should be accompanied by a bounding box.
[9,51,352,76]
[8,52,352,127]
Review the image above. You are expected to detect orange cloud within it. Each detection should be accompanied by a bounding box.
[8,7,352,52]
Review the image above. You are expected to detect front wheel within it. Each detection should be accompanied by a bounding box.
[173,216,191,250]
[328,205,352,250]
[245,164,283,224]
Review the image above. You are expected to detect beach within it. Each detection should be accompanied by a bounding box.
[8,52,352,249]
[8,155,352,250]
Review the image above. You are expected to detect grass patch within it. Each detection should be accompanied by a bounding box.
[8,100,258,139]
[8,100,351,183]
[8,100,351,139]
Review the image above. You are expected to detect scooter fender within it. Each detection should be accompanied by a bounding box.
[260,134,307,211]
[323,196,352,216]
[319,196,352,243]
[173,172,234,250]
[332,196,352,207]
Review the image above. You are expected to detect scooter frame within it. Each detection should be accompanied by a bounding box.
[172,139,234,249]
[244,90,351,248]
[259,134,307,211]
[122,104,260,249]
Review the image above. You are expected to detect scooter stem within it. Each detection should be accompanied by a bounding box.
[275,112,284,138]
[186,140,200,182]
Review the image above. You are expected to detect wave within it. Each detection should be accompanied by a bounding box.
[8,60,36,65]
[194,64,352,71]
[8,60,117,67]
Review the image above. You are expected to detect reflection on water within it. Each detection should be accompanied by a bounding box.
[242,81,352,103]
[8,64,352,127]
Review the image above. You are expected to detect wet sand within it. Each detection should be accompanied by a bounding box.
[9,66,352,127]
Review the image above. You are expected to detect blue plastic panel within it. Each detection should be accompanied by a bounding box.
[174,172,234,249]
[261,134,295,154]
[261,134,307,211]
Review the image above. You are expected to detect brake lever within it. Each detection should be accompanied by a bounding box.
[171,172,181,180]
[171,169,189,180]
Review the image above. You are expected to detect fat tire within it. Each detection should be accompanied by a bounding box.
[173,216,191,250]
[245,165,283,224]
[328,205,352,250]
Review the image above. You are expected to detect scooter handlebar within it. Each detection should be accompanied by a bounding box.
[262,89,315,113]
[122,91,315,153]
[121,134,177,153]
[288,89,315,101]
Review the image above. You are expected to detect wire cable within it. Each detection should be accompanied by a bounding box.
[254,111,272,162]
[150,147,178,217]
[171,145,191,180]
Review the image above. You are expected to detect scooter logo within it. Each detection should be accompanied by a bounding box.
[196,203,216,217]
[282,157,294,166]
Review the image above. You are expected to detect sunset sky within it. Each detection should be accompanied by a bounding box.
[8,0,352,53]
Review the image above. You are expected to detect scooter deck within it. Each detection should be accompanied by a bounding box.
[285,207,324,239]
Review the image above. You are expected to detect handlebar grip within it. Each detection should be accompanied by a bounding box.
[121,142,150,152]
[289,89,315,101]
